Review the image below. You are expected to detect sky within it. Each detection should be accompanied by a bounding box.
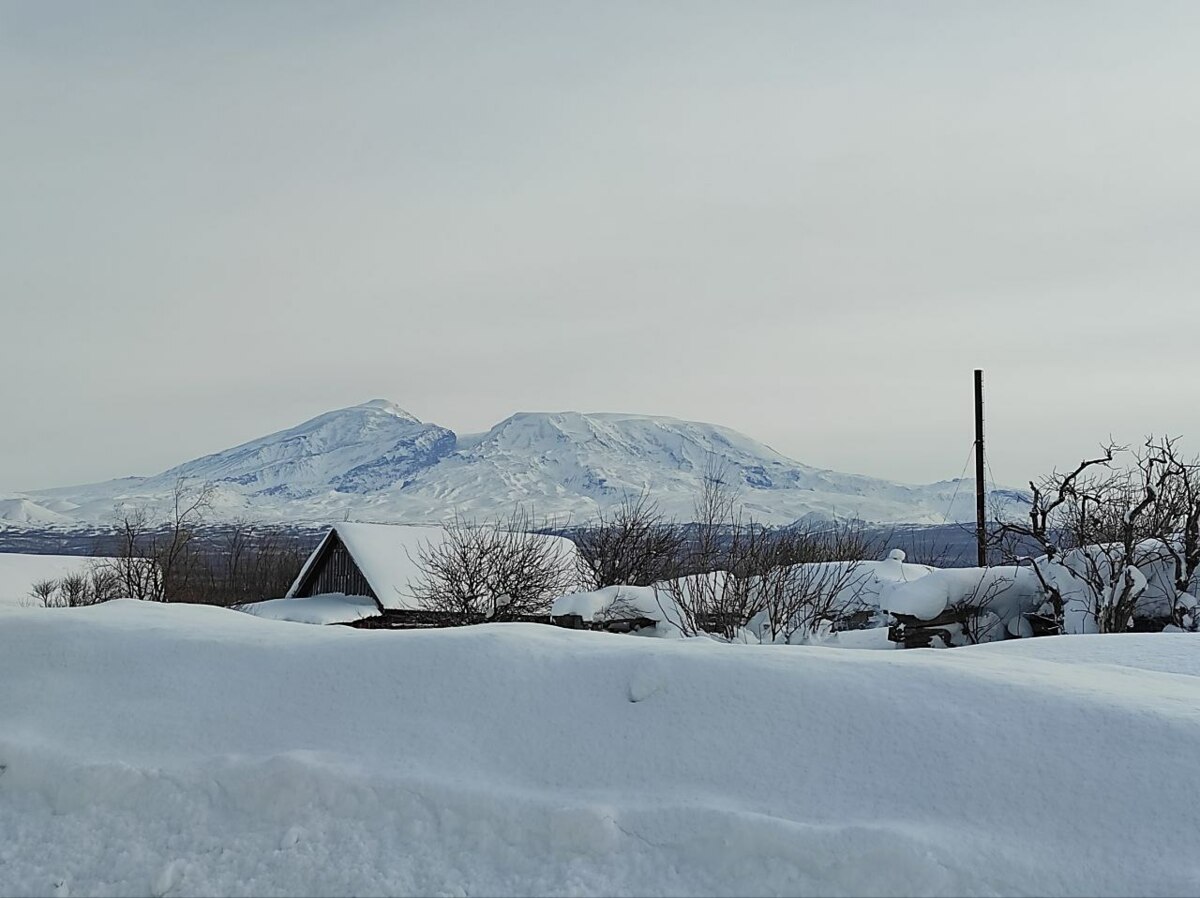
[3,0,1200,491]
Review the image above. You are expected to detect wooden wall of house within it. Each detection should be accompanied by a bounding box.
[296,538,377,600]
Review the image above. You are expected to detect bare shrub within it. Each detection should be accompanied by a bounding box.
[654,465,878,641]
[948,571,1017,645]
[657,462,763,638]
[575,490,684,589]
[58,572,89,607]
[27,563,121,608]
[29,578,61,608]
[756,521,876,643]
[411,509,575,625]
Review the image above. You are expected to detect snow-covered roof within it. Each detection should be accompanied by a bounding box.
[288,522,579,612]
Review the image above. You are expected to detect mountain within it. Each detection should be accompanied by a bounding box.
[1,401,1026,528]
[150,399,456,498]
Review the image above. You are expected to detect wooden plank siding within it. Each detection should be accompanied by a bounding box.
[292,532,379,604]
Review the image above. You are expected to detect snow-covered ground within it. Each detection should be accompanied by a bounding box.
[1,601,1197,896]
[240,593,380,625]
[0,553,117,609]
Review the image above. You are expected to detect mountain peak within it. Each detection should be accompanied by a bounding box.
[354,399,419,422]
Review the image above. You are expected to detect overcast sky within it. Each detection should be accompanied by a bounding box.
[3,0,1199,491]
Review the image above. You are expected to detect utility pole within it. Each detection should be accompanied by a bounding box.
[974,369,987,567]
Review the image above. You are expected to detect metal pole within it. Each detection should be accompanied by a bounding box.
[974,369,987,567]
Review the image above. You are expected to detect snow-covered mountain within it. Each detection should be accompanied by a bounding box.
[2,400,1025,527]
[151,399,456,498]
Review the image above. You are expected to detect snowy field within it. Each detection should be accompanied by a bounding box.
[0,553,117,609]
[1,602,1198,897]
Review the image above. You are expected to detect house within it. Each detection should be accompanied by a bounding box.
[265,521,579,628]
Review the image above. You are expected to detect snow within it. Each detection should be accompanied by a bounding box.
[240,594,380,625]
[0,498,73,525]
[882,565,1045,625]
[0,553,120,609]
[1,601,1197,896]
[552,584,671,623]
[289,522,580,611]
[2,401,1029,528]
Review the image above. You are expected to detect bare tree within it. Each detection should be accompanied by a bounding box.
[1139,436,1200,630]
[411,508,575,625]
[156,477,215,600]
[203,522,306,607]
[102,507,165,601]
[994,444,1119,632]
[221,519,253,598]
[574,490,684,589]
[994,440,1179,633]
[756,521,875,643]
[97,477,215,602]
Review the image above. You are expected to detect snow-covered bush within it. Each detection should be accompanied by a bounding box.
[995,436,1200,633]
[882,565,1046,645]
[653,465,886,639]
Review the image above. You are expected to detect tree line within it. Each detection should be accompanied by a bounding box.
[29,479,308,608]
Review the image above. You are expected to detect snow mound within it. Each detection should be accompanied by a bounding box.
[240,594,379,625]
[0,498,72,526]
[1,602,1198,896]
[882,565,1045,623]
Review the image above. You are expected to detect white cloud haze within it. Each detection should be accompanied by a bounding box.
[2,0,1199,490]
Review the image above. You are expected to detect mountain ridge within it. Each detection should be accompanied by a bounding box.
[0,400,1026,527]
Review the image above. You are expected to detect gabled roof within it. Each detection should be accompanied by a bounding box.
[286,522,580,612]
[286,522,443,611]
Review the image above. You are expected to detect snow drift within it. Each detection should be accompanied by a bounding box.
[1,602,1198,896]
